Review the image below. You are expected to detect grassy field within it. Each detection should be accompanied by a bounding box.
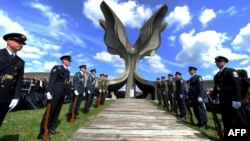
[151,101,222,141]
[0,100,114,141]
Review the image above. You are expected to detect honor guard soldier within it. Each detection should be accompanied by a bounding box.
[175,72,187,119]
[188,66,208,129]
[211,56,243,140]
[96,74,105,108]
[166,74,176,112]
[156,77,163,106]
[0,33,26,126]
[67,65,87,121]
[101,74,109,105]
[161,76,169,108]
[84,69,97,113]
[37,55,71,139]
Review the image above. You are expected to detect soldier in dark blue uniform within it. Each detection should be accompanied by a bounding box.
[188,66,208,129]
[211,56,243,140]
[0,33,26,126]
[175,72,187,119]
[84,69,96,113]
[67,65,87,121]
[37,55,71,139]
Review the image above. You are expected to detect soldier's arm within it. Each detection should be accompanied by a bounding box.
[211,78,218,100]
[14,62,24,99]
[72,73,79,91]
[230,70,242,101]
[197,76,204,98]
[47,66,58,93]
[164,81,168,93]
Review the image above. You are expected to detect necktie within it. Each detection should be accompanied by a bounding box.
[10,54,15,60]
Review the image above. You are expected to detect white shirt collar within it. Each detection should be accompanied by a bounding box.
[63,64,68,69]
[6,47,15,56]
[80,71,83,75]
[220,66,226,72]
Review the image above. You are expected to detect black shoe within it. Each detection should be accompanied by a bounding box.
[179,115,186,120]
[195,122,202,127]
[200,125,208,129]
[49,129,58,134]
[37,134,43,140]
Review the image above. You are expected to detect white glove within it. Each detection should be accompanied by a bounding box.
[180,94,183,98]
[8,99,19,112]
[103,90,106,92]
[88,90,90,94]
[46,92,52,100]
[83,92,86,96]
[74,90,79,96]
[232,101,241,109]
[163,92,166,95]
[198,97,203,102]
[99,89,102,93]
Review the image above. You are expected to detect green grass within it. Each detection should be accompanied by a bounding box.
[0,100,114,141]
[151,101,222,141]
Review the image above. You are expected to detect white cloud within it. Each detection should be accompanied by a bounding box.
[199,8,216,27]
[165,5,192,31]
[168,35,176,46]
[94,51,125,74]
[32,60,42,65]
[76,53,94,68]
[28,1,86,48]
[145,54,170,73]
[218,6,237,16]
[18,45,46,59]
[231,23,250,52]
[43,61,58,72]
[202,75,213,80]
[83,0,153,28]
[29,1,67,37]
[0,10,28,35]
[176,30,249,68]
[240,59,249,65]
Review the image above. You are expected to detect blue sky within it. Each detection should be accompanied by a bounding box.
[0,0,250,81]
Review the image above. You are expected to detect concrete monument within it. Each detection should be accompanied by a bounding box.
[99,1,168,98]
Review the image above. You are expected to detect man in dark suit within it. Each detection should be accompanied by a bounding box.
[188,66,208,129]
[84,69,96,113]
[37,55,71,139]
[211,56,243,140]
[175,72,187,119]
[67,65,87,121]
[0,33,26,126]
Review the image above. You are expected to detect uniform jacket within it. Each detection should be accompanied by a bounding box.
[211,67,241,107]
[175,78,185,97]
[166,79,175,94]
[73,71,85,95]
[0,48,24,103]
[47,65,70,95]
[87,74,96,94]
[188,74,204,99]
[98,79,105,92]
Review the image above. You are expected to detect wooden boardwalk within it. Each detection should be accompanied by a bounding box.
[69,99,210,141]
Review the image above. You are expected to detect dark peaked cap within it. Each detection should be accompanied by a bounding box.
[79,65,87,69]
[175,72,182,75]
[188,66,197,71]
[215,56,228,63]
[3,33,27,45]
[60,55,72,62]
[168,74,173,77]
[90,69,96,73]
